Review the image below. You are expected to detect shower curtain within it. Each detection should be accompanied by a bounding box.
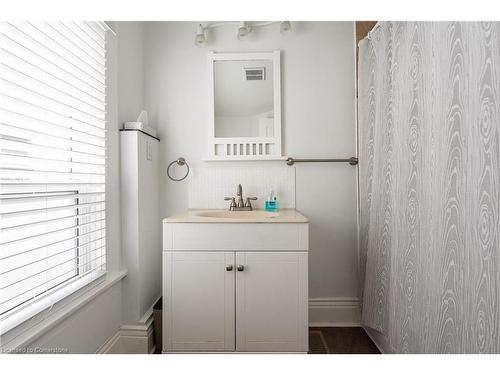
[358,22,500,353]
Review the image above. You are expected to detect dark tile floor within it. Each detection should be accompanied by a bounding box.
[155,327,380,354]
[309,327,380,354]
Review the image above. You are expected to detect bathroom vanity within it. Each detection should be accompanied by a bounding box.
[162,209,309,352]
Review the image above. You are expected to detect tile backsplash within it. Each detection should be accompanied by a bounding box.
[188,166,295,209]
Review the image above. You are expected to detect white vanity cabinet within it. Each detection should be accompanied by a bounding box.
[162,215,309,353]
[234,251,308,352]
[163,251,236,351]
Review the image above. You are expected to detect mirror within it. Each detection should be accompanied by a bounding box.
[208,51,282,160]
[214,60,274,138]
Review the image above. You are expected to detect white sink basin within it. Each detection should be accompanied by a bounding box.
[163,209,309,223]
[195,210,279,220]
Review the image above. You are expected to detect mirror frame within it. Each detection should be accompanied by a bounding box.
[207,51,283,160]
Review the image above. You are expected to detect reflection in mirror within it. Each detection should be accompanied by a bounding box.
[214,60,274,138]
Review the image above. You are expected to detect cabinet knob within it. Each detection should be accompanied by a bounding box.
[225,265,233,271]
[237,265,245,272]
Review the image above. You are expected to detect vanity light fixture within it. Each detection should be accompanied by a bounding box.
[194,21,292,46]
[195,24,206,46]
[238,21,250,39]
[280,21,292,33]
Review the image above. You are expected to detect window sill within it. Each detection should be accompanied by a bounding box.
[1,269,128,352]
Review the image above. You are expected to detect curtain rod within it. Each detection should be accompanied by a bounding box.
[363,21,381,41]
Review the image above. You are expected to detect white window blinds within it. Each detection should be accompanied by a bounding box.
[0,21,108,332]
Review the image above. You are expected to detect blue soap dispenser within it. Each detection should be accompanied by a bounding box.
[265,189,279,212]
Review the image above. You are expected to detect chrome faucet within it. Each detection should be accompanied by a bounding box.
[224,184,257,211]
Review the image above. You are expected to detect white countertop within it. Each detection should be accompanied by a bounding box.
[163,209,309,223]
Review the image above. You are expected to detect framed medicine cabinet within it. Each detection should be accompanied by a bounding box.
[207,51,283,160]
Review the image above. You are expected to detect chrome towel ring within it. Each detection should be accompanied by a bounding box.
[167,157,190,181]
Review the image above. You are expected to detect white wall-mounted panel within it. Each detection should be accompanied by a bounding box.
[188,166,295,209]
[120,131,161,323]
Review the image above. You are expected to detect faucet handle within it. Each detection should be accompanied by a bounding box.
[224,197,236,210]
[244,197,258,208]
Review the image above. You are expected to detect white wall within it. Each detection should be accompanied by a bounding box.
[117,22,144,126]
[143,22,358,303]
[26,283,123,353]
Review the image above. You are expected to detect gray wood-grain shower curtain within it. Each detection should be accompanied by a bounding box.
[358,22,500,353]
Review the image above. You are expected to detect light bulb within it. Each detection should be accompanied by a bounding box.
[195,24,205,46]
[238,21,248,39]
[280,21,291,33]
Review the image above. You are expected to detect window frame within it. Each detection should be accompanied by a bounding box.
[0,21,110,336]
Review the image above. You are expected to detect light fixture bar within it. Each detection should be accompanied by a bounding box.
[194,21,291,46]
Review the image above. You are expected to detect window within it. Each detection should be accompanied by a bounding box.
[0,21,108,333]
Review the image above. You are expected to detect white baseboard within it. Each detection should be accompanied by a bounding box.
[98,297,361,353]
[308,298,361,327]
[97,311,155,354]
[96,330,121,354]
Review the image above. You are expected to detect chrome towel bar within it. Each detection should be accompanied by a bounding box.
[286,157,358,166]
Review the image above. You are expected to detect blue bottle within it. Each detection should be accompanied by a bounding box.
[265,190,279,212]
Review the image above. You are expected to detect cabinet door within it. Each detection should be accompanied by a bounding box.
[163,252,235,352]
[236,252,308,352]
